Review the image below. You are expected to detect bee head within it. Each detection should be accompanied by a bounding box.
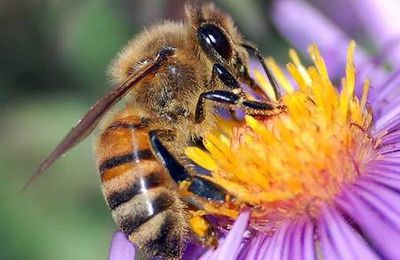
[185,3,249,75]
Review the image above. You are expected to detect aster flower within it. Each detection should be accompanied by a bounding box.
[184,42,400,259]
[109,231,136,260]
[108,41,400,259]
[271,0,400,86]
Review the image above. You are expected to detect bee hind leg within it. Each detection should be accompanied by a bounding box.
[148,130,226,247]
[188,209,218,248]
[180,176,229,248]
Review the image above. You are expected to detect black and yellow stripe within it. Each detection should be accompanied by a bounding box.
[95,110,188,259]
[106,170,163,209]
[99,150,154,173]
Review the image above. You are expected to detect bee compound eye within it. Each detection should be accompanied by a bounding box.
[197,24,232,60]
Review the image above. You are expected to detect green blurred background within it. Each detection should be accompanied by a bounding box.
[0,1,290,259]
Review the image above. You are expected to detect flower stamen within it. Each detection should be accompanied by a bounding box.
[185,42,379,233]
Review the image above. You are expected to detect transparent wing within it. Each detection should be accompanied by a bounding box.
[24,47,175,189]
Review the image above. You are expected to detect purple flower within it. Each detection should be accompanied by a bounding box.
[181,41,400,259]
[109,41,400,259]
[271,0,400,85]
[108,2,400,259]
[109,231,136,260]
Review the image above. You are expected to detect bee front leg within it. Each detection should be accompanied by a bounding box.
[241,41,281,100]
[196,63,284,123]
[194,89,282,123]
[194,90,240,123]
[241,99,287,117]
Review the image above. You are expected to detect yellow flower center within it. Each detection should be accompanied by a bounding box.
[185,42,379,232]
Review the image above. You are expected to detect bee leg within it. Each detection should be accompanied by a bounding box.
[182,176,234,248]
[149,130,188,183]
[181,176,226,248]
[188,210,218,248]
[213,62,272,103]
[149,131,226,247]
[195,90,240,123]
[194,89,281,123]
[241,99,286,117]
[187,175,226,202]
[241,41,281,100]
[240,64,271,100]
[148,131,227,201]
[211,63,241,90]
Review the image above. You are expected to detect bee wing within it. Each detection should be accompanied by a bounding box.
[25,48,175,190]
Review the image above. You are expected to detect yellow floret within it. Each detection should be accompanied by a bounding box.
[185,42,378,231]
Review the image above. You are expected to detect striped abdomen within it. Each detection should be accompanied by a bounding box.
[95,110,188,258]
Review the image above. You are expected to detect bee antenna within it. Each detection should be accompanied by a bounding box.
[241,42,281,100]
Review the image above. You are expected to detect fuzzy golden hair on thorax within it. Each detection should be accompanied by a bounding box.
[108,21,187,85]
[184,3,244,44]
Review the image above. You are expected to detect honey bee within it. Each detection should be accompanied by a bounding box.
[28,3,283,259]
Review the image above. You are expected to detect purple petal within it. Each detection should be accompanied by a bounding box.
[364,172,400,191]
[259,227,279,259]
[236,237,253,260]
[253,219,316,260]
[378,155,400,165]
[282,218,316,260]
[302,219,316,260]
[268,222,290,259]
[372,157,400,170]
[355,178,400,212]
[375,113,400,136]
[241,234,269,260]
[375,105,400,133]
[211,210,250,259]
[350,0,400,68]
[367,168,400,180]
[271,0,391,101]
[378,144,400,155]
[108,231,136,260]
[370,68,400,122]
[281,220,312,260]
[318,211,341,260]
[198,249,213,260]
[280,222,294,260]
[381,130,400,146]
[307,0,364,36]
[369,160,400,174]
[271,0,370,80]
[255,235,273,260]
[183,242,208,260]
[289,219,306,259]
[380,100,400,121]
[319,206,379,260]
[198,246,215,260]
[336,189,400,259]
[356,179,400,217]
[376,117,400,137]
[378,138,400,154]
[372,156,400,169]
